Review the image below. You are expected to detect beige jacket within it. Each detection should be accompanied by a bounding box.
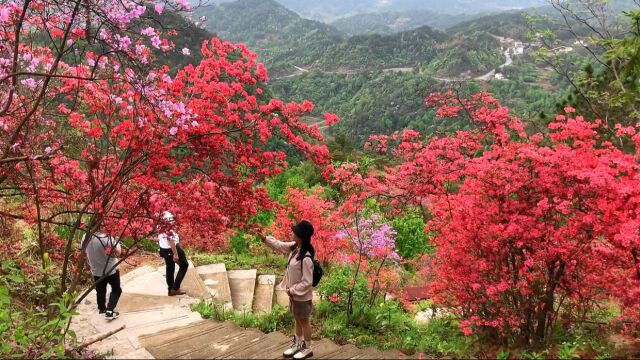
[264,235,314,302]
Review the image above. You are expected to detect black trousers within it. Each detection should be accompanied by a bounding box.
[159,244,189,291]
[93,270,122,312]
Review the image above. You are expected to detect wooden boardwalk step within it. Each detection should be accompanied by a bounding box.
[179,327,263,359]
[320,344,362,359]
[143,320,243,359]
[309,338,342,358]
[139,320,226,351]
[220,330,291,359]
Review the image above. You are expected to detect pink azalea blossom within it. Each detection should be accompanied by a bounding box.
[140,27,155,37]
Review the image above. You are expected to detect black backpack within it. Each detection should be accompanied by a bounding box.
[288,252,323,287]
[305,254,323,287]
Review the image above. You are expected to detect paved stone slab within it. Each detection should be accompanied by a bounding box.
[124,270,168,297]
[197,263,233,307]
[92,338,137,359]
[227,269,257,311]
[73,292,202,359]
[180,262,210,299]
[380,349,408,359]
[117,293,180,313]
[274,285,289,308]
[253,274,276,314]
[120,265,156,284]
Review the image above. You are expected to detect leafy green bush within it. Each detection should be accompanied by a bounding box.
[0,260,79,358]
[192,301,293,334]
[391,210,433,259]
[191,251,287,276]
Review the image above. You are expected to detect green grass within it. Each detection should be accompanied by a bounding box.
[190,250,287,277]
[192,300,293,334]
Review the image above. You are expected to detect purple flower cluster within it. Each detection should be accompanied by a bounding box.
[338,215,401,262]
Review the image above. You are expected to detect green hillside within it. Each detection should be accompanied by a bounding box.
[193,0,485,77]
[148,9,214,68]
[190,0,571,144]
[424,31,503,77]
[330,10,483,35]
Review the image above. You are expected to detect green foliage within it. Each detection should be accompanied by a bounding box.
[314,297,475,356]
[120,237,157,252]
[229,232,250,255]
[316,265,370,311]
[391,210,432,259]
[190,250,287,277]
[193,300,293,333]
[424,31,503,77]
[0,261,78,358]
[266,162,325,203]
[330,9,482,35]
[273,71,479,146]
[450,10,557,40]
[521,350,547,360]
[558,339,584,360]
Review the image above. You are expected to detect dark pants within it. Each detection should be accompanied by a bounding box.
[94,271,122,312]
[159,244,189,292]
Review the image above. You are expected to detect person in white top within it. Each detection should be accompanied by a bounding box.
[158,211,189,296]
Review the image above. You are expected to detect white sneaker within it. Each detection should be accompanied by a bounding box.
[293,341,313,359]
[283,336,301,357]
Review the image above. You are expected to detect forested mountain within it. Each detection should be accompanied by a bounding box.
[267,0,543,21]
[194,0,545,21]
[447,9,554,40]
[194,0,342,46]
[330,10,483,35]
[148,9,214,68]
[194,0,453,76]
[190,0,538,144]
[189,0,619,145]
[424,31,503,77]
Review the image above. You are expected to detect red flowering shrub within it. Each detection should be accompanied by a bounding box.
[363,91,640,345]
[270,187,347,262]
[0,1,335,295]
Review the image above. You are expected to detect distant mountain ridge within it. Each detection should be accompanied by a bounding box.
[278,0,545,20]
[193,0,456,76]
[329,9,485,35]
[193,0,546,21]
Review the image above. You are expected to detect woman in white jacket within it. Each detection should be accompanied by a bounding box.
[258,220,315,359]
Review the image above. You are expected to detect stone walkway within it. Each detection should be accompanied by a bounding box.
[71,264,411,359]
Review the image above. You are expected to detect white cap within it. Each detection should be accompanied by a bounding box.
[162,211,174,221]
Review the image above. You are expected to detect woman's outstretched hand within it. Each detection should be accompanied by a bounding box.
[248,228,267,242]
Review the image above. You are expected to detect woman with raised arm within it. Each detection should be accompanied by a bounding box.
[257,220,315,360]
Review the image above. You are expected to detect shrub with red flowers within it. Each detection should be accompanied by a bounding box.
[270,187,347,262]
[364,91,640,346]
[0,1,335,301]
